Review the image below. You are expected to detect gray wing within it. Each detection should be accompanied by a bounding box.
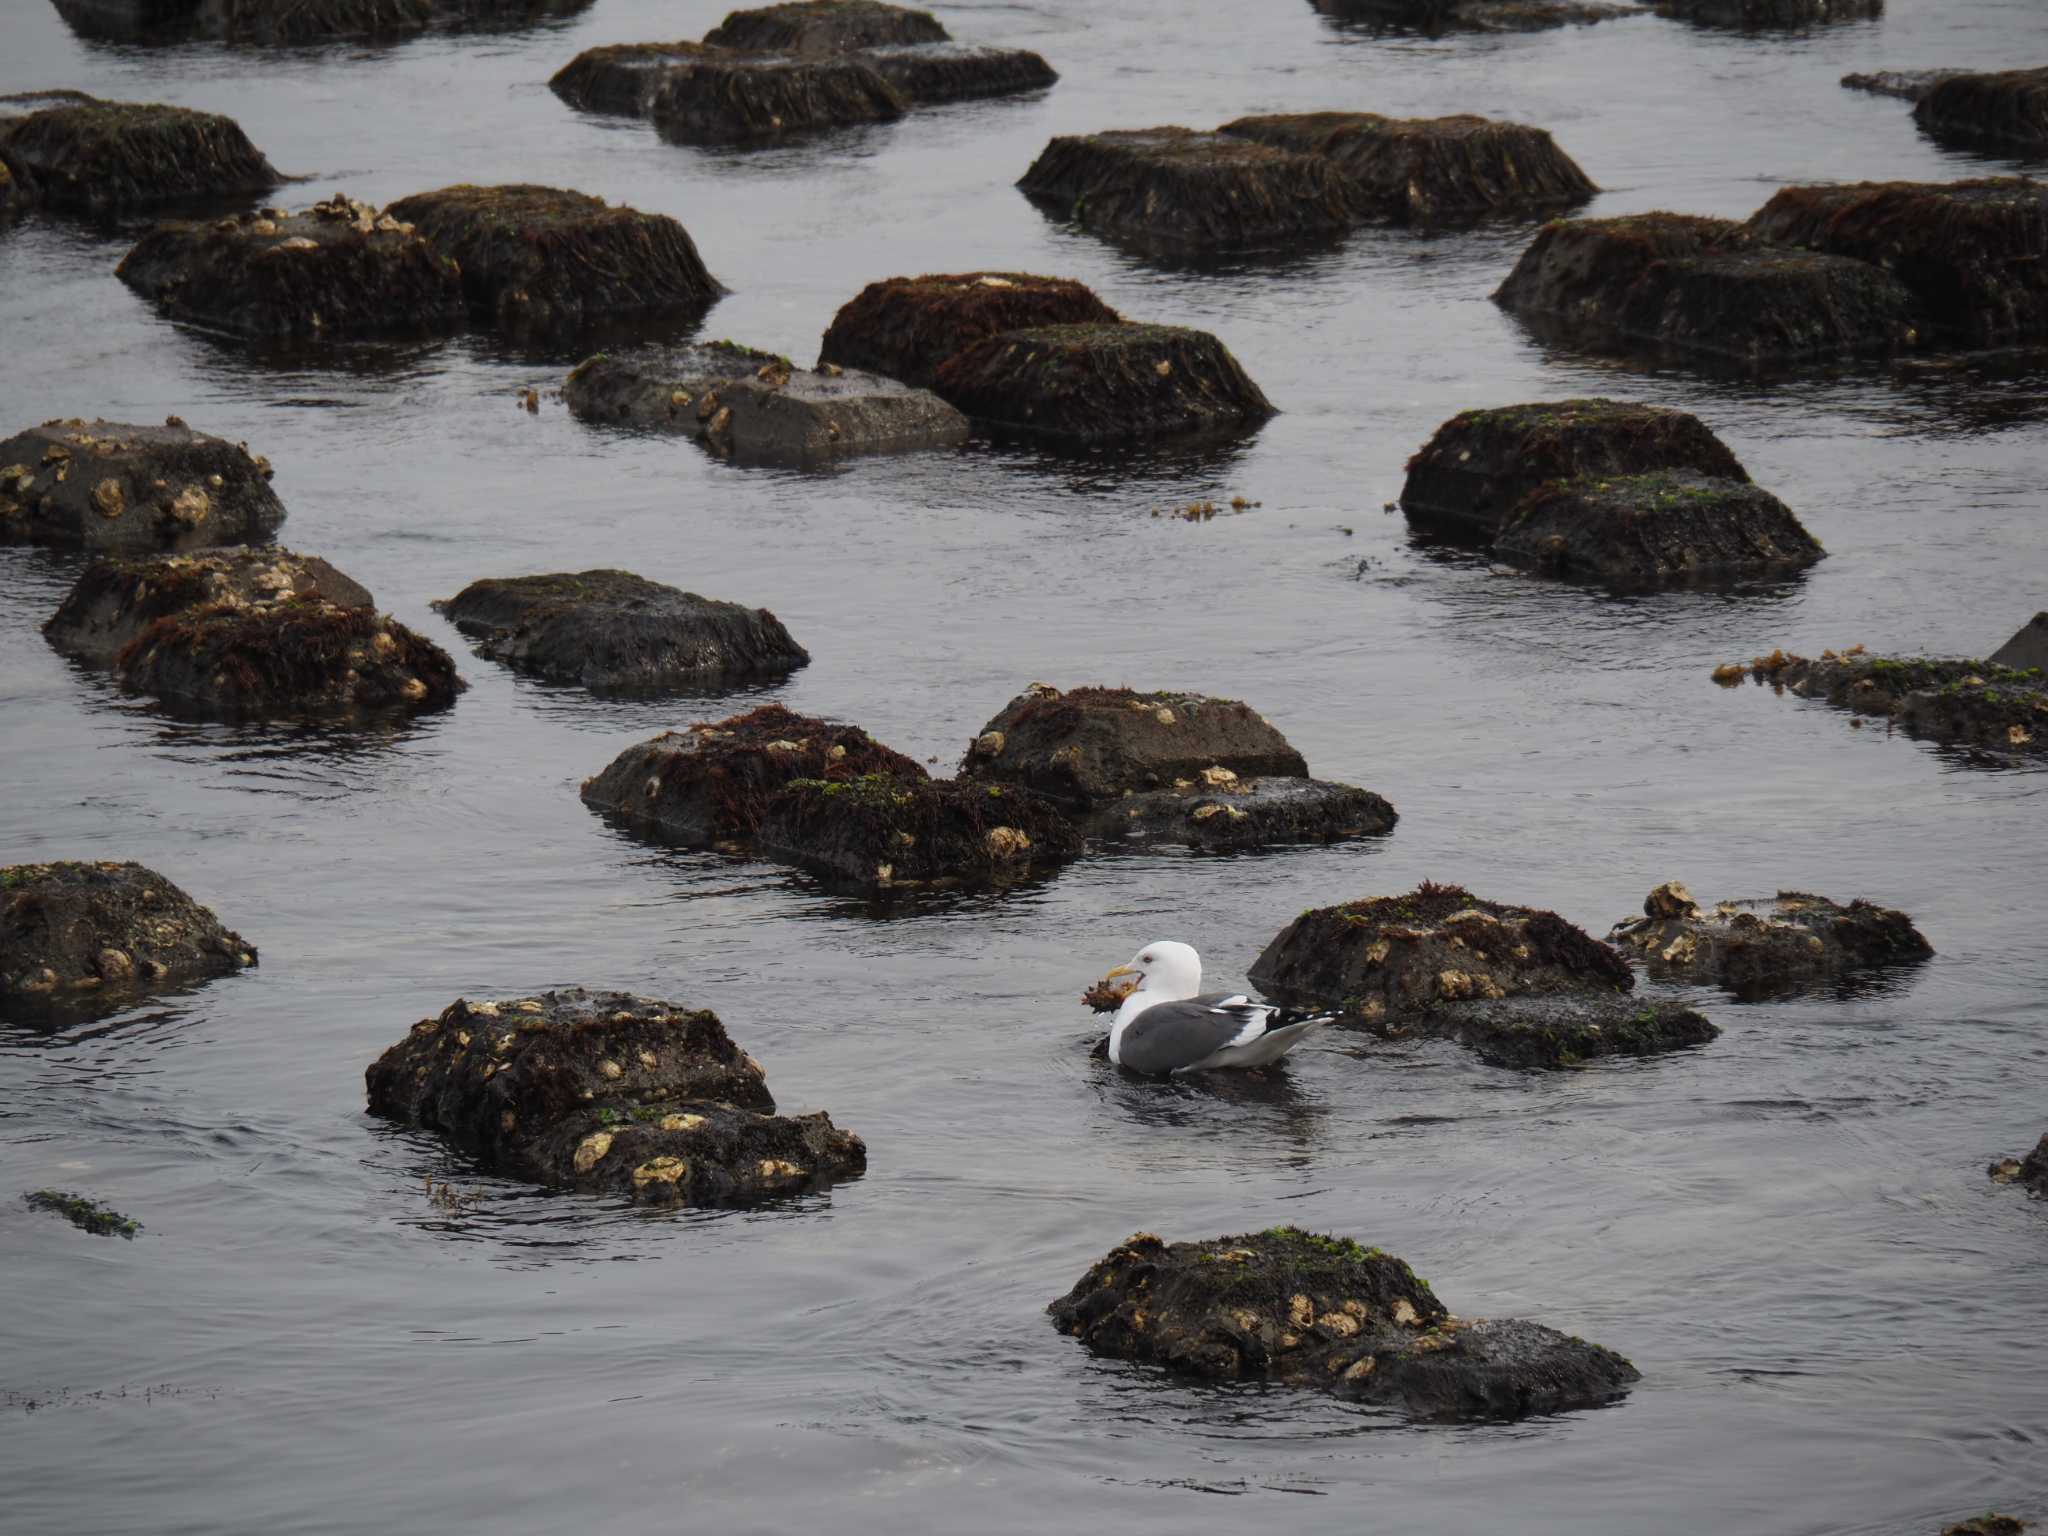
[1117,994,1268,1076]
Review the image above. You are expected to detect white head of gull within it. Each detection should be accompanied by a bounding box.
[1096,940,1335,1076]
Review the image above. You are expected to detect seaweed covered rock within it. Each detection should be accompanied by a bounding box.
[2,860,255,1019]
[1656,0,1880,25]
[50,0,590,45]
[383,185,722,333]
[550,41,705,116]
[434,569,808,692]
[1988,1136,2048,1197]
[1609,882,1932,996]
[1914,69,2048,151]
[755,775,1081,893]
[581,704,927,848]
[1249,883,1636,1031]
[933,323,1273,444]
[0,417,283,552]
[0,93,279,215]
[1989,613,2048,673]
[1842,70,1964,103]
[859,43,1058,106]
[1018,128,1362,254]
[1491,471,1824,587]
[1049,1228,1639,1419]
[116,194,464,341]
[649,48,907,146]
[563,343,967,464]
[1408,995,1718,1069]
[1310,0,1642,32]
[817,272,1120,389]
[1104,776,1398,849]
[704,0,947,54]
[1221,112,1594,222]
[1400,399,1746,543]
[365,989,865,1206]
[1943,1518,2030,1536]
[1744,179,2048,344]
[1725,647,2048,756]
[45,547,370,664]
[23,1190,141,1238]
[0,158,32,218]
[113,597,462,719]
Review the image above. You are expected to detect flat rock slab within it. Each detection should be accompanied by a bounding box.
[1249,882,1636,1029]
[117,194,464,340]
[581,704,928,848]
[1019,127,1361,254]
[1492,471,1824,587]
[1097,775,1398,849]
[1311,0,1644,31]
[1656,0,1880,23]
[1403,994,1719,1069]
[1842,69,1965,102]
[1609,881,1932,997]
[51,0,591,44]
[0,417,284,552]
[0,93,278,215]
[960,685,1310,808]
[704,1,948,54]
[1049,1228,1639,1419]
[648,49,908,145]
[564,343,966,465]
[1220,112,1594,222]
[1989,1134,2048,1197]
[1914,68,2048,150]
[1728,649,2048,757]
[383,184,723,333]
[755,776,1081,893]
[550,41,706,116]
[1400,398,1748,543]
[365,989,865,1206]
[2,860,255,1021]
[1745,178,2048,345]
[45,547,371,664]
[933,323,1273,444]
[818,271,1119,390]
[434,569,808,692]
[859,43,1057,105]
[1989,613,2048,673]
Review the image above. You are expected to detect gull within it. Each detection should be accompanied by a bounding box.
[1095,940,1335,1075]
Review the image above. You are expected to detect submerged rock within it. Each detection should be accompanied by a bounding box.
[1609,882,1932,996]
[563,343,967,464]
[817,271,1120,389]
[1490,471,1824,588]
[45,547,371,664]
[1988,1137,2047,1197]
[1723,646,2048,756]
[1310,0,1643,32]
[1411,994,1718,1069]
[0,93,279,215]
[1841,69,1964,102]
[703,0,947,54]
[1018,127,1361,254]
[1989,613,2048,673]
[932,323,1274,444]
[1104,777,1398,849]
[1220,112,1594,222]
[859,43,1057,106]
[364,989,865,1206]
[1400,398,1747,543]
[755,775,1081,893]
[1,860,255,1019]
[23,1190,141,1238]
[0,417,283,552]
[1656,0,1880,24]
[383,184,723,333]
[648,48,907,146]
[1049,1227,1639,1418]
[1913,68,2048,150]
[116,194,465,340]
[434,569,808,692]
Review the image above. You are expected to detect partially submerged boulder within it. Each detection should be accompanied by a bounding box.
[648,48,907,146]
[116,194,465,341]
[0,158,31,218]
[433,569,808,692]
[45,547,370,664]
[1989,613,2048,673]
[817,272,1120,389]
[1988,1136,2048,1197]
[2,860,255,1019]
[563,343,967,464]
[0,417,283,552]
[1049,1227,1639,1419]
[1913,68,2048,150]
[1943,1517,2030,1536]
[23,1190,140,1238]
[1841,69,1964,103]
[859,43,1057,106]
[1656,0,1881,24]
[755,775,1081,893]
[1491,471,1824,588]
[1310,0,1642,32]
[364,989,865,1206]
[1609,882,1932,997]
[1411,994,1718,1070]
[0,93,279,215]
[1400,398,1747,543]
[383,184,722,333]
[50,0,589,45]
[1018,128,1361,254]
[932,323,1274,444]
[1220,112,1594,222]
[550,41,704,116]
[703,0,947,54]
[1724,647,2048,756]
[1103,776,1398,849]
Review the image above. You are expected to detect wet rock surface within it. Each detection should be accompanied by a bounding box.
[0,92,279,215]
[1724,647,2048,756]
[383,184,723,334]
[1841,69,1964,102]
[434,569,808,692]
[1101,776,1398,849]
[0,417,284,552]
[817,271,1120,390]
[1989,613,2048,674]
[932,323,1274,444]
[1943,1517,2031,1536]
[648,49,907,145]
[23,1190,141,1238]
[756,775,1082,893]
[45,547,371,664]
[1049,1227,1640,1418]
[1,860,255,1020]
[859,43,1057,105]
[703,0,948,54]
[1310,0,1644,32]
[364,989,866,1206]
[1403,995,1719,1069]
[1656,0,1879,24]
[1988,1136,2048,1197]
[51,0,591,45]
[550,41,707,116]
[563,343,967,464]
[1609,882,1933,997]
[116,193,465,340]
[1913,69,2048,150]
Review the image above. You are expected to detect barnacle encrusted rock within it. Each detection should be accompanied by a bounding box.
[364,988,865,1206]
[755,775,1082,893]
[1988,1135,2048,1198]
[434,569,808,692]
[0,417,284,552]
[1722,644,2048,758]
[1048,1227,1640,1419]
[1609,884,1933,997]
[2,860,255,1020]
[1106,776,1399,849]
[44,548,371,664]
[0,92,279,214]
[818,271,1121,389]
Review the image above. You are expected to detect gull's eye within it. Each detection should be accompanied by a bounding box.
[1141,953,1154,963]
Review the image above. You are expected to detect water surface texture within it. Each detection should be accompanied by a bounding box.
[3,2,2046,1532]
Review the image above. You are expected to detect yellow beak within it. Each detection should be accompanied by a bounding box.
[1099,963,1141,997]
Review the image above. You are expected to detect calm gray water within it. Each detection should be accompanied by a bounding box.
[3,2,2046,1531]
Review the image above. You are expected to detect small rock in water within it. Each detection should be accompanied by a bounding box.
[1608,886,1933,998]
[0,92,280,214]
[818,270,1119,389]
[0,417,284,552]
